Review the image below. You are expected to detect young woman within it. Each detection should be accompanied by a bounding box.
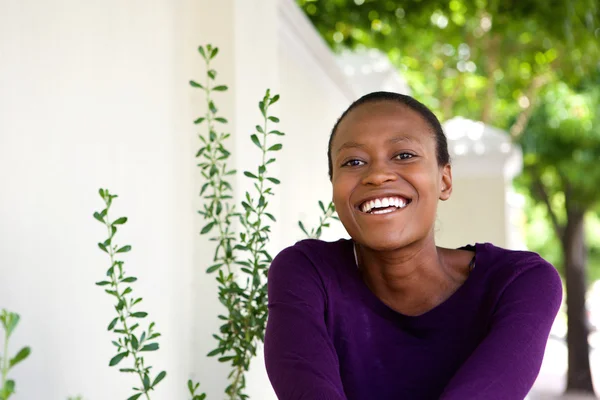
[264,92,562,400]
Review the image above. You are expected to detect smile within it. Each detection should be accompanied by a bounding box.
[358,196,411,214]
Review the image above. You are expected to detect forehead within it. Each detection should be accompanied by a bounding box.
[333,101,434,148]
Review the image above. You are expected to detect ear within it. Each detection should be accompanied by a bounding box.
[439,164,452,201]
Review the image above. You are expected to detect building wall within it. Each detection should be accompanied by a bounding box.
[436,176,508,249]
[0,0,352,398]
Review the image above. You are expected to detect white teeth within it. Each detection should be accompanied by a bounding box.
[372,208,394,215]
[360,196,409,213]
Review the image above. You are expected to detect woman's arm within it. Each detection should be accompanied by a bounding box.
[264,247,347,400]
[440,260,563,400]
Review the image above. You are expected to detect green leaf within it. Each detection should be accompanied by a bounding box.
[198,46,206,59]
[109,352,128,366]
[98,243,108,253]
[269,94,280,105]
[143,374,151,390]
[244,171,258,179]
[152,371,167,387]
[208,69,216,80]
[319,201,325,212]
[208,101,217,114]
[194,117,206,124]
[251,134,261,149]
[256,125,264,133]
[298,221,309,236]
[95,280,111,286]
[120,368,137,373]
[218,355,234,362]
[213,85,228,91]
[268,144,283,151]
[268,116,280,123]
[189,80,204,89]
[269,130,285,136]
[131,312,148,318]
[206,264,222,273]
[93,212,105,223]
[116,245,132,253]
[131,335,139,350]
[127,393,143,400]
[140,343,159,352]
[9,346,31,368]
[200,221,215,234]
[121,277,137,283]
[215,117,228,123]
[210,47,219,59]
[265,213,276,222]
[267,177,280,184]
[107,317,119,331]
[206,348,222,357]
[113,217,127,225]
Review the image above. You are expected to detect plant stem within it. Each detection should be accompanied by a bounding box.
[104,212,151,400]
[229,102,272,400]
[1,331,8,390]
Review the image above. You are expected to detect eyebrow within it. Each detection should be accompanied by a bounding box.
[336,136,415,154]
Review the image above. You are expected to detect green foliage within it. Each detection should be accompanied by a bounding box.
[297,0,600,128]
[0,310,30,400]
[515,77,600,281]
[187,379,207,400]
[298,201,339,239]
[94,189,166,400]
[192,44,285,400]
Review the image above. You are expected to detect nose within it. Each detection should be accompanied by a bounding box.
[361,160,397,186]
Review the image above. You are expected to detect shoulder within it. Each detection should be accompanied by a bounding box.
[269,238,352,280]
[476,242,562,301]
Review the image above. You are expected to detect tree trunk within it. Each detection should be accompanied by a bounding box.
[563,208,595,394]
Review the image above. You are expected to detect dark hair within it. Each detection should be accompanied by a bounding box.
[327,91,450,180]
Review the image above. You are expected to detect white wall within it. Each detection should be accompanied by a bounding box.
[0,0,352,398]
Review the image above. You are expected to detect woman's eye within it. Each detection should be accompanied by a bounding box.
[342,159,365,167]
[395,152,414,160]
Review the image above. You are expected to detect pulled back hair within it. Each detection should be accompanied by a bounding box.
[327,92,450,180]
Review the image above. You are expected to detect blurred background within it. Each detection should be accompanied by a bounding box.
[0,0,598,399]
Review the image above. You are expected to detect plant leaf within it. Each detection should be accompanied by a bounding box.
[9,346,31,368]
[107,317,119,331]
[140,343,159,352]
[152,371,167,387]
[268,144,283,151]
[116,245,132,253]
[130,312,148,318]
[109,352,128,366]
[127,393,143,400]
[213,85,228,91]
[200,222,215,234]
[189,80,204,89]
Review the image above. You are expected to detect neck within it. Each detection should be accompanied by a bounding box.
[354,236,456,315]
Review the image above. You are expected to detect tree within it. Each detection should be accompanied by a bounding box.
[517,79,600,393]
[297,0,600,394]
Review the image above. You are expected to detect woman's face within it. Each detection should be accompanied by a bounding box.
[331,101,452,251]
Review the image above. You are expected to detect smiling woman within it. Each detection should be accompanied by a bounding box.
[264,92,562,400]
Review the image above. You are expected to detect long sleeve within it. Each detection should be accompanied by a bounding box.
[440,260,563,400]
[264,247,347,400]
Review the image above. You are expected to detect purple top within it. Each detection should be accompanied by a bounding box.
[264,239,562,400]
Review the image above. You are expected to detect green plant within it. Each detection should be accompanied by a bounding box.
[0,310,30,400]
[191,44,284,400]
[298,201,339,239]
[187,379,206,400]
[94,189,166,400]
